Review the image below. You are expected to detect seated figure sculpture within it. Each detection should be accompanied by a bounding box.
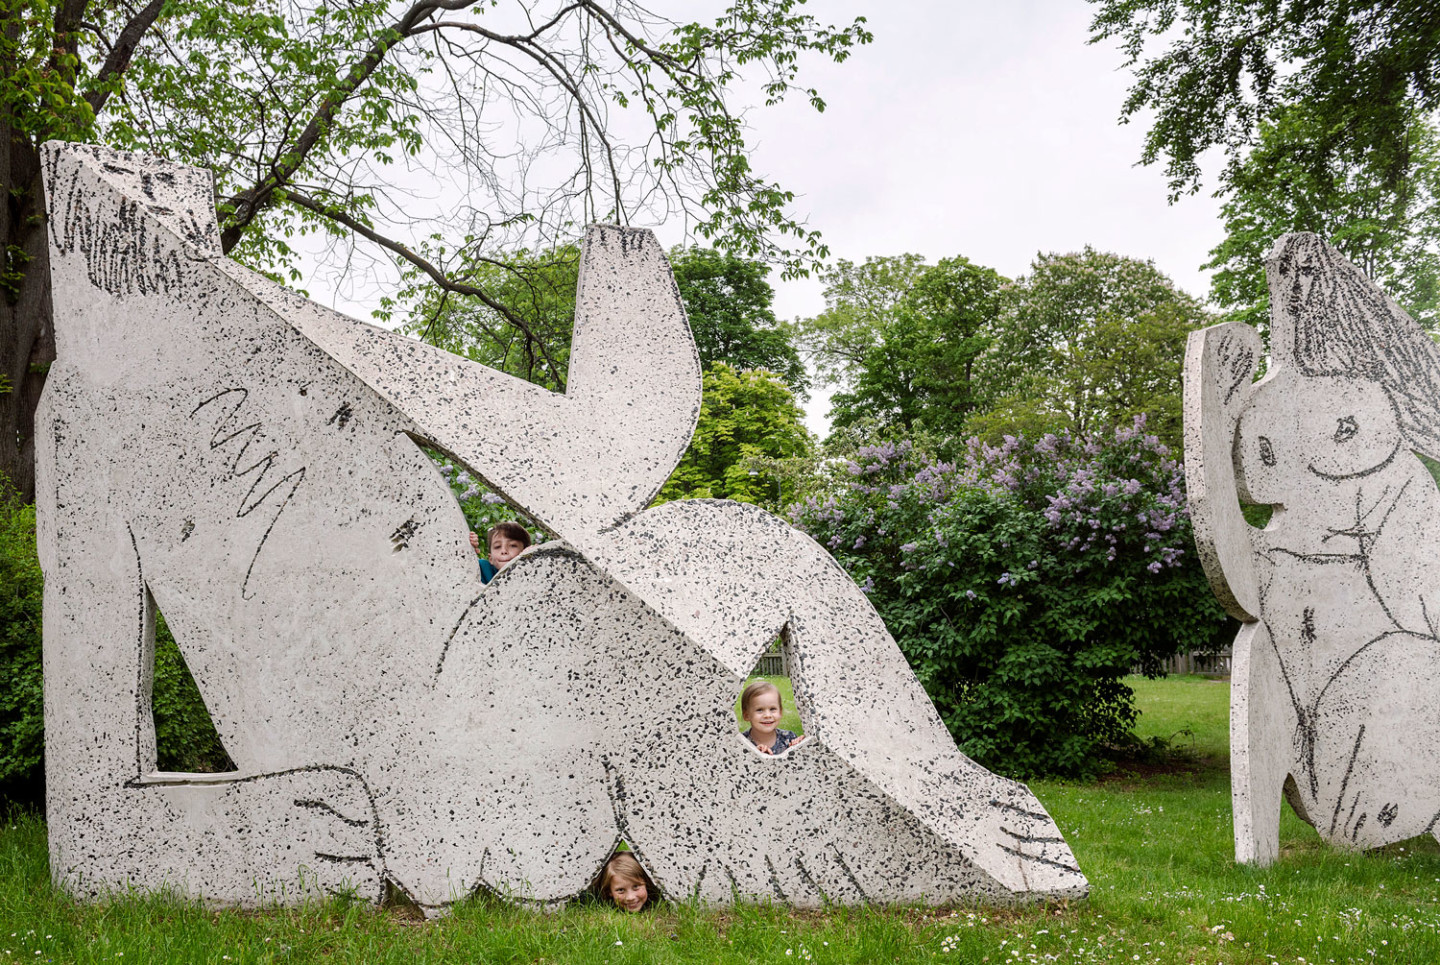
[1185,233,1440,865]
[37,142,1086,912]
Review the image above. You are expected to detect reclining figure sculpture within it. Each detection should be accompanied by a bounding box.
[1186,233,1440,864]
[37,142,1085,911]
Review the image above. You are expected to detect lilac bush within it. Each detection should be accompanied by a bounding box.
[792,418,1227,778]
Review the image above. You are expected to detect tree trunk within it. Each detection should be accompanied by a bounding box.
[0,127,54,504]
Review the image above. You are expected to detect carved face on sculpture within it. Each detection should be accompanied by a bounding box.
[1267,232,1440,464]
[1236,374,1402,507]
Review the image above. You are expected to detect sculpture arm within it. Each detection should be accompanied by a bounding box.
[36,372,383,905]
[1183,322,1263,621]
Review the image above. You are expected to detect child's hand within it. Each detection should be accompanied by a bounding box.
[468,531,481,554]
[792,734,809,747]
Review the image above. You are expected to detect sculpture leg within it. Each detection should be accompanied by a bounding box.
[1231,621,1296,865]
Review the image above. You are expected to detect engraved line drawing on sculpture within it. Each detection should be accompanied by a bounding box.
[1185,232,1440,865]
[37,142,1087,913]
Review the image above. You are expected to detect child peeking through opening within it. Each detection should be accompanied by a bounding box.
[468,520,531,583]
[739,679,808,755]
[599,852,652,912]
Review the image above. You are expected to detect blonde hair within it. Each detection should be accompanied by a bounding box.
[599,852,647,900]
[740,679,783,718]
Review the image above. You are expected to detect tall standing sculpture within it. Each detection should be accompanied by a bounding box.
[1185,232,1440,864]
[37,142,1085,911]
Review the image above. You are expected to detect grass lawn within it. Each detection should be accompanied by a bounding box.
[4,675,1440,963]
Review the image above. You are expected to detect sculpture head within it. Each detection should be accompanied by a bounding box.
[1264,232,1440,463]
[1237,374,1402,507]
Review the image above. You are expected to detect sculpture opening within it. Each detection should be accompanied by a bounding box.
[36,141,1086,912]
[734,631,812,758]
[147,595,237,777]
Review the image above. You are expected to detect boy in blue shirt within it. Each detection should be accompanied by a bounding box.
[467,521,531,583]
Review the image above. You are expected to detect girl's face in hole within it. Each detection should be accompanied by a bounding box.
[743,690,783,739]
[610,875,648,912]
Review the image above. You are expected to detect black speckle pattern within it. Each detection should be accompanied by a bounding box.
[35,142,1086,913]
[1185,232,1440,862]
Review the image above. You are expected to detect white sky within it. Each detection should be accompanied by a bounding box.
[738,0,1227,435]
[304,1,1228,437]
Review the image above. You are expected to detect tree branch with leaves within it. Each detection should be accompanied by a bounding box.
[0,0,871,500]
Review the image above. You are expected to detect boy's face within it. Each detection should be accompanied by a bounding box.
[743,691,783,737]
[489,534,526,568]
[610,876,648,912]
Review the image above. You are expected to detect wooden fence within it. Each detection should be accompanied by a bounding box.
[754,650,788,677]
[755,646,1227,679]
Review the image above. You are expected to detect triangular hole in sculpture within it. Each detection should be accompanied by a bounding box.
[420,444,546,581]
[734,626,813,757]
[590,845,661,911]
[147,597,236,774]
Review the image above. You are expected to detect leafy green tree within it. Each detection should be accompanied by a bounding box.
[0,0,871,500]
[832,256,1005,441]
[1089,0,1440,201]
[1207,104,1440,332]
[404,247,581,391]
[796,254,1006,443]
[657,362,813,508]
[972,248,1209,450]
[794,254,929,388]
[669,246,807,394]
[0,478,41,802]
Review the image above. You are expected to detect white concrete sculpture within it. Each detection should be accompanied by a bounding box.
[1185,232,1440,865]
[37,142,1086,911]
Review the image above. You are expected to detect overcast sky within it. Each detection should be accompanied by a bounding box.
[732,0,1228,433]
[304,1,1229,436]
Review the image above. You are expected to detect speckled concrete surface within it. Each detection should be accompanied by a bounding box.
[1185,233,1440,865]
[37,142,1085,911]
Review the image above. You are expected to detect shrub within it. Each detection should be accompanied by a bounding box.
[0,481,42,803]
[791,419,1228,779]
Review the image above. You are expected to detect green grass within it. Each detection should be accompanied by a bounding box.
[1127,673,1230,761]
[4,675,1440,962]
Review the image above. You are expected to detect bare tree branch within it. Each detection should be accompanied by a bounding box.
[283,187,568,388]
[414,18,625,214]
[83,0,165,116]
[220,0,487,252]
